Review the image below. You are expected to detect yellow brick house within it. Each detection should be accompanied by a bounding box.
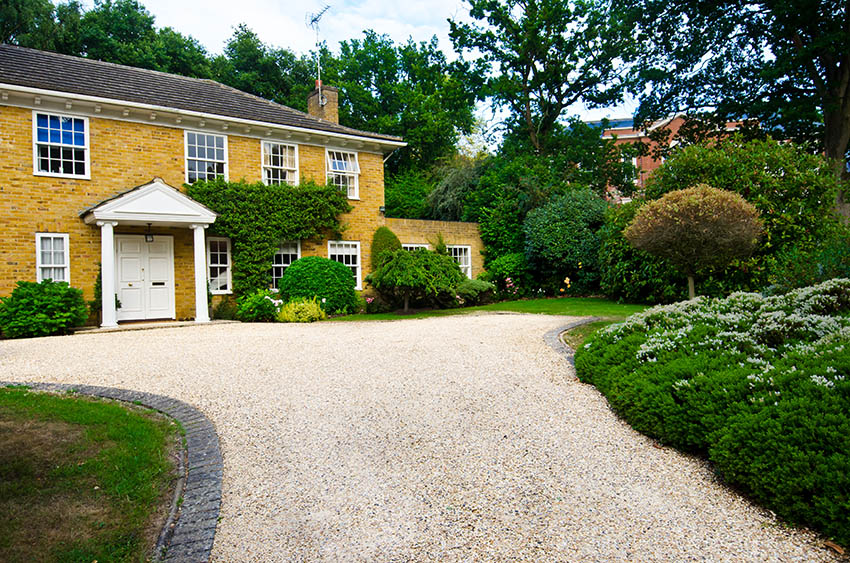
[0,44,483,326]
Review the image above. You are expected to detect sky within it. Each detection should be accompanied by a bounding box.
[75,0,637,123]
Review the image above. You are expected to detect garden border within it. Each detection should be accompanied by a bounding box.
[0,381,221,562]
[543,317,602,365]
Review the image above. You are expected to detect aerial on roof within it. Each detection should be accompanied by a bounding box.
[0,44,402,144]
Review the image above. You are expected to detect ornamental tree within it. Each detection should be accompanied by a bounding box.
[367,249,465,312]
[624,185,763,299]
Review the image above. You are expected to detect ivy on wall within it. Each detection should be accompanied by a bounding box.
[187,178,351,294]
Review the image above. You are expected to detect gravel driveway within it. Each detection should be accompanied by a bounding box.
[0,314,839,561]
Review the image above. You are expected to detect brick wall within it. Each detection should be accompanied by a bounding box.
[385,218,485,279]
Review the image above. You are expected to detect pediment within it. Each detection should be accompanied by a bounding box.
[82,178,217,226]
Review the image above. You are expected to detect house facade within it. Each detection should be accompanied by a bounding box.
[0,44,483,326]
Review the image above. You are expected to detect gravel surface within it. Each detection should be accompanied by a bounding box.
[0,313,841,562]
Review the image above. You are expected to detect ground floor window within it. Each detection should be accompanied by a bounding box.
[447,245,472,278]
[36,233,69,282]
[271,240,300,288]
[328,240,361,290]
[207,237,231,294]
[402,243,429,251]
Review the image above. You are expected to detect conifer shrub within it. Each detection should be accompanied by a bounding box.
[367,249,465,312]
[277,257,357,314]
[0,280,88,338]
[575,279,850,544]
[370,226,402,269]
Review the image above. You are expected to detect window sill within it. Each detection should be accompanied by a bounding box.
[33,171,91,181]
[210,290,232,296]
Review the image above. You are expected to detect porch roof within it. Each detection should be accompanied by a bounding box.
[81,178,217,227]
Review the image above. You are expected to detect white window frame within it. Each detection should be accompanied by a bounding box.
[402,243,430,251]
[32,111,91,180]
[35,233,70,283]
[328,240,361,290]
[185,130,228,184]
[447,244,472,278]
[271,240,301,289]
[262,141,299,186]
[325,149,360,199]
[206,237,232,295]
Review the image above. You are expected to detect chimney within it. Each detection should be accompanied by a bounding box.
[307,80,339,124]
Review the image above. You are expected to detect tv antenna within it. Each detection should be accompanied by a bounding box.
[307,5,331,106]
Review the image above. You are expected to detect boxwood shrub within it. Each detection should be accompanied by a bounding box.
[575,279,850,544]
[277,256,357,314]
[0,280,88,338]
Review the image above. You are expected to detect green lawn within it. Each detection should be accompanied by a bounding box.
[332,296,648,322]
[0,387,178,563]
[561,319,622,350]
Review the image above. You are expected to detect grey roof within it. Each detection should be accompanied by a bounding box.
[0,44,402,144]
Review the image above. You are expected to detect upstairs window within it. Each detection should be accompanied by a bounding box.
[33,112,89,178]
[36,233,70,282]
[263,142,298,186]
[271,241,300,289]
[186,132,227,183]
[326,150,360,199]
[207,237,231,294]
[447,245,472,278]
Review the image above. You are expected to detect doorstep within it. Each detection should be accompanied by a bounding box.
[73,319,239,334]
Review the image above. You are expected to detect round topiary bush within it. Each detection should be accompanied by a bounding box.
[0,280,88,338]
[277,256,358,314]
[370,226,402,269]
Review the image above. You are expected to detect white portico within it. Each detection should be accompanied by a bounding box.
[81,178,217,327]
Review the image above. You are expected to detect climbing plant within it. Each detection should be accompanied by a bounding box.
[187,178,351,294]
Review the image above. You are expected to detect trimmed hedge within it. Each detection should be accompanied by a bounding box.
[370,226,402,269]
[277,256,357,314]
[0,280,88,338]
[575,279,850,544]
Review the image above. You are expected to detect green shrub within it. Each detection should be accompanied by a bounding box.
[575,279,850,544]
[456,279,496,306]
[370,226,402,269]
[385,169,432,219]
[598,201,685,304]
[212,297,238,320]
[769,230,850,293]
[277,297,327,323]
[236,289,281,322]
[480,252,534,297]
[368,249,466,312]
[625,185,763,298]
[523,189,608,293]
[0,280,88,338]
[277,256,357,314]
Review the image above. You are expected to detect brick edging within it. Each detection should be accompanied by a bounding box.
[0,381,221,562]
[543,317,602,366]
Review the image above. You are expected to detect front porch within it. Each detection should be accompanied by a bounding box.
[80,178,218,328]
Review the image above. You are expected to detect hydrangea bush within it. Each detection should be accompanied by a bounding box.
[575,279,850,544]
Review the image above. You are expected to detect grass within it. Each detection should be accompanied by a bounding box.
[0,387,178,563]
[332,296,648,322]
[561,319,622,351]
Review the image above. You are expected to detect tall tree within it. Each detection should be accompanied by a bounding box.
[449,0,638,154]
[322,31,484,173]
[0,0,55,46]
[624,1,850,190]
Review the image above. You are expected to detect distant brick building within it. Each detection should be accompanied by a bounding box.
[0,45,483,326]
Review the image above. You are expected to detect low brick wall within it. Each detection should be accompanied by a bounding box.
[385,218,485,278]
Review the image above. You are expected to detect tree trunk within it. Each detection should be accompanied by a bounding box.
[687,275,696,300]
[403,293,409,313]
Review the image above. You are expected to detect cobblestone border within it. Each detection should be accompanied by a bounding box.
[543,317,602,365]
[0,381,221,562]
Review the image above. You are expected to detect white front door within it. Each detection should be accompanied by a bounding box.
[115,235,175,321]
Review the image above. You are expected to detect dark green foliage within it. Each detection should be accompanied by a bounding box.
[523,189,608,292]
[384,170,432,219]
[425,155,487,221]
[211,297,238,320]
[277,257,358,314]
[479,252,534,296]
[368,249,466,312]
[456,279,496,306]
[0,280,88,338]
[598,201,685,304]
[235,289,280,322]
[186,178,350,295]
[575,280,850,544]
[370,226,402,269]
[769,230,850,293]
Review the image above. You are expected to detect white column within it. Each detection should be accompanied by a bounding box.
[98,221,118,328]
[191,224,210,323]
